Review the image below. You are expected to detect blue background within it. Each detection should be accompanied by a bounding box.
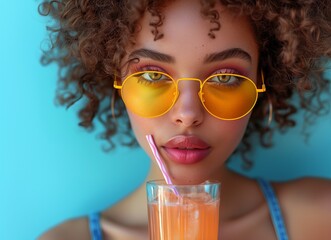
[1,2,330,240]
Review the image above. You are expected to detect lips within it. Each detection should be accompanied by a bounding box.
[162,135,211,164]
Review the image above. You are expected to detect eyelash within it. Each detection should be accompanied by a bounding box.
[130,63,245,78]
[130,64,166,73]
[212,68,238,75]
[211,63,251,75]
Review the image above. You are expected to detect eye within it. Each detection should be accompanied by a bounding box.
[135,71,173,86]
[209,74,241,85]
[213,74,232,83]
[142,72,165,81]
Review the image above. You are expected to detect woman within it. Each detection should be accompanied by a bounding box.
[38,0,331,239]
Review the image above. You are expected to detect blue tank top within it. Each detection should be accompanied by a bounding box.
[88,212,102,240]
[88,179,289,240]
[257,178,289,240]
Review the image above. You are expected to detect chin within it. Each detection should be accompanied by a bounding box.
[170,171,212,185]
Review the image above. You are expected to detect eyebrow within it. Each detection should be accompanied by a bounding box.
[204,48,252,63]
[128,47,252,64]
[128,49,175,63]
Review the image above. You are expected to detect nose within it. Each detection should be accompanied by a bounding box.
[170,79,204,127]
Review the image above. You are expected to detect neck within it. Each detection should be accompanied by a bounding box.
[217,167,264,222]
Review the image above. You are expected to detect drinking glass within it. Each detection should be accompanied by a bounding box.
[146,180,221,240]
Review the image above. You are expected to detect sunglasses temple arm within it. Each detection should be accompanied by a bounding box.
[113,79,122,90]
[257,71,266,93]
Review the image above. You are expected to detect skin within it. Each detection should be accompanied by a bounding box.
[126,0,258,185]
[38,0,331,239]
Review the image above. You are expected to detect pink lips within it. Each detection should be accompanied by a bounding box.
[162,135,211,164]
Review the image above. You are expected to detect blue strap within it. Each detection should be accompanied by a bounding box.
[257,179,289,240]
[88,212,103,240]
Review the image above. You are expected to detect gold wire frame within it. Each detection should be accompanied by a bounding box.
[113,71,266,120]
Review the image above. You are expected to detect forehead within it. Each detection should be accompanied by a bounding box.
[128,0,258,69]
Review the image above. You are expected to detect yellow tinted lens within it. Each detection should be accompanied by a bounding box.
[121,71,176,117]
[202,74,258,120]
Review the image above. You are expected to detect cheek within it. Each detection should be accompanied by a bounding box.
[231,117,250,134]
[127,111,157,154]
[231,122,248,145]
[214,116,250,147]
[233,119,250,145]
[127,112,147,144]
[128,111,165,164]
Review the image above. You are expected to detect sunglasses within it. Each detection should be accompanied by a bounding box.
[114,71,266,120]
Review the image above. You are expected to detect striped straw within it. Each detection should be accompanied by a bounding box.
[146,134,173,184]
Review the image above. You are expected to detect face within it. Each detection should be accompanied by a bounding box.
[122,0,259,184]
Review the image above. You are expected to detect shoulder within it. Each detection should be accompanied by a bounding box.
[275,177,331,204]
[37,217,91,240]
[274,178,331,239]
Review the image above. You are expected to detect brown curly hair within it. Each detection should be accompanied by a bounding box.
[38,0,331,166]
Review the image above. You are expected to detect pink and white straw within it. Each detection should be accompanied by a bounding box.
[146,134,173,184]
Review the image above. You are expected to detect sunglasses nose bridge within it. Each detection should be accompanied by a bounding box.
[177,77,201,82]
[173,77,204,107]
[176,77,202,90]
[175,78,203,99]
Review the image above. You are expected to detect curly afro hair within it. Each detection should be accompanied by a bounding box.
[38,0,331,166]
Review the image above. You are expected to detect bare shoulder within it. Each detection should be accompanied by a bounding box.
[274,177,331,239]
[276,177,331,203]
[38,217,90,240]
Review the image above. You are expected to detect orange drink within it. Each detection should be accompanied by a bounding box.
[146,180,220,240]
